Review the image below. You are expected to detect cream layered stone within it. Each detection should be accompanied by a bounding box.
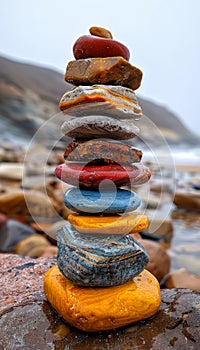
[59,85,142,120]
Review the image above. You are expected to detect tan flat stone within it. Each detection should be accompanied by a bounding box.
[65,57,143,91]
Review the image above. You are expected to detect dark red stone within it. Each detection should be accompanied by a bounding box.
[73,35,130,61]
[55,163,151,188]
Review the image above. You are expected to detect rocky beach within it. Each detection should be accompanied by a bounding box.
[0,51,200,347]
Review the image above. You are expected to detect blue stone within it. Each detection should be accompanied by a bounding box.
[64,188,141,214]
[56,222,149,287]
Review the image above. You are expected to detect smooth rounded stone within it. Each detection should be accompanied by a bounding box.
[0,189,60,221]
[173,190,200,211]
[64,188,141,214]
[135,238,171,282]
[0,219,36,253]
[89,25,113,39]
[61,115,139,140]
[68,212,148,235]
[0,162,24,180]
[64,139,142,165]
[44,266,160,332]
[65,57,143,91]
[14,234,52,257]
[0,143,25,163]
[148,218,174,242]
[55,163,151,188]
[56,222,149,287]
[73,35,130,60]
[1,255,200,349]
[59,85,142,120]
[164,268,200,292]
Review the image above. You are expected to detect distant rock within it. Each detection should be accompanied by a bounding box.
[0,55,199,146]
[174,190,200,211]
[164,268,200,292]
[0,219,36,253]
[138,239,170,282]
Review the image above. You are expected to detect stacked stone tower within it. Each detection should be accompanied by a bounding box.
[44,26,160,332]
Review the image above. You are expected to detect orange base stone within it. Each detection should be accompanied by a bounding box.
[44,266,161,332]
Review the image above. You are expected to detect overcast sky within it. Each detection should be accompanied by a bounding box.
[1,0,200,136]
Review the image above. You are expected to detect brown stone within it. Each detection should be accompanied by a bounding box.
[0,188,60,221]
[64,139,142,165]
[65,57,143,90]
[39,245,58,257]
[138,239,171,282]
[89,26,113,39]
[130,232,142,240]
[164,268,200,292]
[173,191,200,211]
[148,218,174,242]
[14,234,51,257]
[0,254,200,349]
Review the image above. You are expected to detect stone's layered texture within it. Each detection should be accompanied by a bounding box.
[44,266,160,331]
[61,115,140,140]
[73,35,130,60]
[55,163,151,188]
[64,139,143,165]
[68,213,149,235]
[59,85,142,119]
[64,188,141,214]
[56,224,149,287]
[65,57,143,90]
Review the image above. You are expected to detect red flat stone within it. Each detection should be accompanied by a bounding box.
[55,163,151,188]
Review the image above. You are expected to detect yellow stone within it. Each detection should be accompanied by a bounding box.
[44,266,161,332]
[68,212,148,235]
